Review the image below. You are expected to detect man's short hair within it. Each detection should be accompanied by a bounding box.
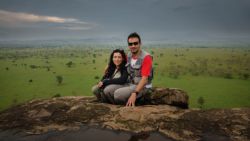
[127,32,141,43]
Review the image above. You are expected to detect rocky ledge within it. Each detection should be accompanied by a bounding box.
[0,88,249,141]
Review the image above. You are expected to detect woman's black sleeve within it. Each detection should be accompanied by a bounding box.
[102,69,128,87]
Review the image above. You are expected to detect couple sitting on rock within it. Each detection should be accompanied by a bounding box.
[92,32,153,107]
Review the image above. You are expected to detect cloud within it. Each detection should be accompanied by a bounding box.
[0,9,96,30]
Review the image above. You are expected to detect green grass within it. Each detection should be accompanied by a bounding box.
[0,45,250,111]
[154,75,250,109]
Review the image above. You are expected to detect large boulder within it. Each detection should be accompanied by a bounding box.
[0,95,249,141]
[140,87,189,109]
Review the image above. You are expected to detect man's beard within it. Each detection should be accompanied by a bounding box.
[131,49,139,55]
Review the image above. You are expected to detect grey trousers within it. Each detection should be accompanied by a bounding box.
[92,84,124,104]
[115,84,153,105]
[92,84,150,105]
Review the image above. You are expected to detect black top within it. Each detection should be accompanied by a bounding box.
[101,67,128,88]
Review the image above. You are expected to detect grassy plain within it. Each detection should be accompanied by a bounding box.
[0,45,249,110]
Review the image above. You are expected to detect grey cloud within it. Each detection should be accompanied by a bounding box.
[0,0,249,41]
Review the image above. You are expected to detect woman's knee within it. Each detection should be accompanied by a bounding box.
[103,86,111,95]
[92,85,100,95]
[103,85,119,95]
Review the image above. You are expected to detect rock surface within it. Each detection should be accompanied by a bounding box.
[0,95,249,141]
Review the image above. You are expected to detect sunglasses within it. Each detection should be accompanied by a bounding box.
[128,42,139,46]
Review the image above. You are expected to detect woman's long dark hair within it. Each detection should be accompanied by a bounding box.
[105,49,127,78]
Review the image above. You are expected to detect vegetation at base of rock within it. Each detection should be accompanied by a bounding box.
[197,96,205,109]
[52,93,61,98]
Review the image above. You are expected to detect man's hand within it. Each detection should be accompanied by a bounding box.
[126,93,137,107]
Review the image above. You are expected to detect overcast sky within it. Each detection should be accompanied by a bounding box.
[0,0,250,42]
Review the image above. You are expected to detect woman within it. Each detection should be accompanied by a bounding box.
[92,49,128,104]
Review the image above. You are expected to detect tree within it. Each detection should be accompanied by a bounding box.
[56,75,63,85]
[66,61,73,68]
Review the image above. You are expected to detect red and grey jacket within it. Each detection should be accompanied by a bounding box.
[126,50,153,88]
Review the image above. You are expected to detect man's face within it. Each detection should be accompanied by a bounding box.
[128,37,140,55]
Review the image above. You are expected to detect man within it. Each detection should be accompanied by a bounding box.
[113,32,153,107]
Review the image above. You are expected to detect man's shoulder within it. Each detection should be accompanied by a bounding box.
[142,50,152,61]
[141,50,150,55]
[139,50,151,58]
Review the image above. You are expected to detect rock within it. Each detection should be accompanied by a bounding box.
[0,96,249,141]
[141,87,189,109]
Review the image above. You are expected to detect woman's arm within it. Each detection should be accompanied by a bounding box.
[102,69,128,87]
[101,65,110,81]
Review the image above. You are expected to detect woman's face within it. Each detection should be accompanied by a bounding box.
[113,52,123,67]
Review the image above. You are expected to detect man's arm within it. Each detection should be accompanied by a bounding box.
[126,76,148,107]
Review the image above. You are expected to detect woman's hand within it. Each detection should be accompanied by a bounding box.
[98,81,103,88]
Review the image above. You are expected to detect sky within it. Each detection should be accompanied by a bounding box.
[0,0,250,42]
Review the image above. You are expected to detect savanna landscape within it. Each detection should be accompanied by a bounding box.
[0,43,250,111]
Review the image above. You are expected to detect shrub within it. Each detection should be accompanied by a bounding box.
[239,73,249,80]
[94,75,100,80]
[56,75,63,85]
[224,72,233,79]
[169,71,179,79]
[197,96,205,109]
[66,61,73,68]
[52,93,61,98]
[243,73,249,80]
[30,65,39,69]
[12,98,18,106]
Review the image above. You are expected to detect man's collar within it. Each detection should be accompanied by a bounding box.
[131,50,141,59]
